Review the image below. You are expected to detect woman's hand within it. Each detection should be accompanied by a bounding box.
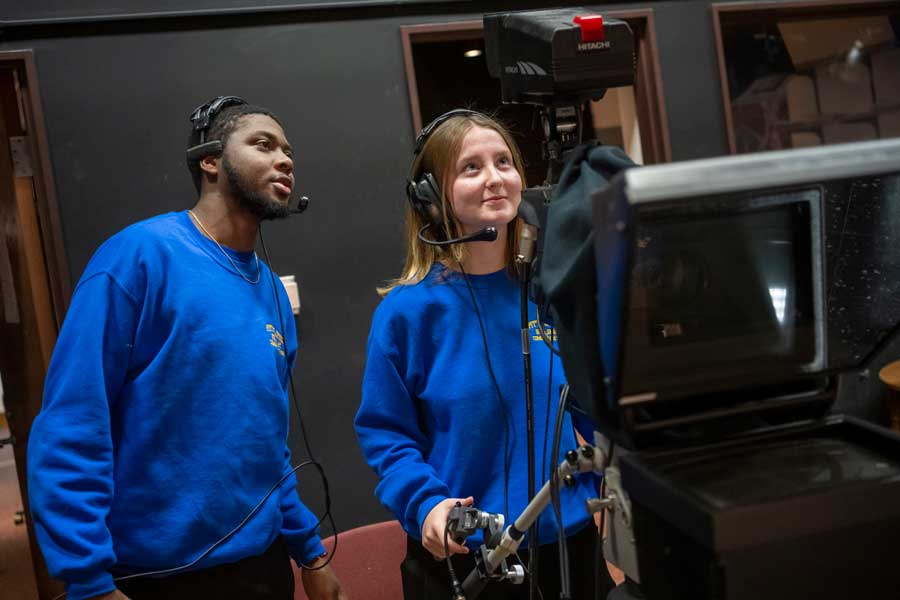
[421,496,474,559]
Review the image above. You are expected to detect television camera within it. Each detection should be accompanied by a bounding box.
[455,7,900,600]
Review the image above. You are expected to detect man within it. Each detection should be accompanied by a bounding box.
[27,97,345,600]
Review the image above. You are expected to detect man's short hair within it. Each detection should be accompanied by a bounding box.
[187,103,283,193]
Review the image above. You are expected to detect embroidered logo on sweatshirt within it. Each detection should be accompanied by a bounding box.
[266,323,286,356]
[529,319,557,343]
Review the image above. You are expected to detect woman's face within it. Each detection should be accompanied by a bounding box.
[448,125,522,235]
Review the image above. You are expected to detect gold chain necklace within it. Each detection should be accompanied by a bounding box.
[188,210,260,284]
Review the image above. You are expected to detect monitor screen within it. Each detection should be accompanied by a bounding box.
[620,190,819,398]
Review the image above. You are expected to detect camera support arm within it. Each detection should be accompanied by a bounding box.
[461,444,615,599]
[539,101,588,186]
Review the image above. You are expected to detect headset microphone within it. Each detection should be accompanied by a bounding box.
[291,195,310,215]
[417,225,498,247]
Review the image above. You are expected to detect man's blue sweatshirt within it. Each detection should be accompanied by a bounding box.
[27,211,324,600]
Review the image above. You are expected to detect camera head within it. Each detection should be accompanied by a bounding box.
[484,9,635,106]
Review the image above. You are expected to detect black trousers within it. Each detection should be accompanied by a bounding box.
[401,525,616,600]
[114,537,295,600]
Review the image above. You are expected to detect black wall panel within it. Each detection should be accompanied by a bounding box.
[0,0,831,535]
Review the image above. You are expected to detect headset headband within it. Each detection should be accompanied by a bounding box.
[186,95,249,191]
[186,95,248,163]
[190,96,247,140]
[412,109,482,157]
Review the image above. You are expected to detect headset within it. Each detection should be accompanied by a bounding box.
[406,109,498,245]
[186,95,247,183]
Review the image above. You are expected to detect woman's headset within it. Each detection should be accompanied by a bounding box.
[406,109,498,246]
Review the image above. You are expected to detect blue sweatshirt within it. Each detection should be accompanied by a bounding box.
[27,211,324,600]
[355,264,595,548]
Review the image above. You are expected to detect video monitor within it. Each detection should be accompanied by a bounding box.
[579,138,900,440]
[618,189,821,399]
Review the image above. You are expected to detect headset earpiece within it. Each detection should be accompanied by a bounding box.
[186,95,248,191]
[407,172,444,230]
[186,140,224,163]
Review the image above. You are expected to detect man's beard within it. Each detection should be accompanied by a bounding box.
[223,155,292,221]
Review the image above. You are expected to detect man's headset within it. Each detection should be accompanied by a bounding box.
[407,109,498,246]
[186,95,309,214]
[186,95,246,163]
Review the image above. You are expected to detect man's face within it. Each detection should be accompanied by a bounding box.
[221,113,295,221]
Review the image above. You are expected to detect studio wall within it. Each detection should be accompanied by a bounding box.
[3,0,864,535]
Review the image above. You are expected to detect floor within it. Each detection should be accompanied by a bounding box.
[0,414,39,599]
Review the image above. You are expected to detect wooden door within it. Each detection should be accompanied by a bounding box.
[0,58,66,600]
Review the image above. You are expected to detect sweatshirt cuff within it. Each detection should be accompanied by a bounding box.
[288,533,327,566]
[415,494,447,538]
[66,571,116,600]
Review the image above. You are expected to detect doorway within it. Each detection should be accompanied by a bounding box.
[0,50,69,600]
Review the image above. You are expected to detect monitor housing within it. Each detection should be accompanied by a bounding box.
[559,138,900,448]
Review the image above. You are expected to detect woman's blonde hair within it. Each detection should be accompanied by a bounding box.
[378,112,527,296]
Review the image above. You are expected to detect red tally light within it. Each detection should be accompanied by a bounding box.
[573,14,605,42]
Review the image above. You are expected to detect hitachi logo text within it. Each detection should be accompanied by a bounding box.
[577,41,611,51]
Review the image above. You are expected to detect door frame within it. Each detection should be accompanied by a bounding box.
[0,49,70,321]
[0,48,69,600]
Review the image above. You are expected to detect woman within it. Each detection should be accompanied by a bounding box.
[355,111,613,599]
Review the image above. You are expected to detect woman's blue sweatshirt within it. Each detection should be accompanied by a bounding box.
[355,264,595,547]
[27,211,324,600]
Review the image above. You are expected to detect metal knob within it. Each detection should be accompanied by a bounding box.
[506,564,525,585]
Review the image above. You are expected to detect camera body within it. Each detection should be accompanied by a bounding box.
[484,9,635,105]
